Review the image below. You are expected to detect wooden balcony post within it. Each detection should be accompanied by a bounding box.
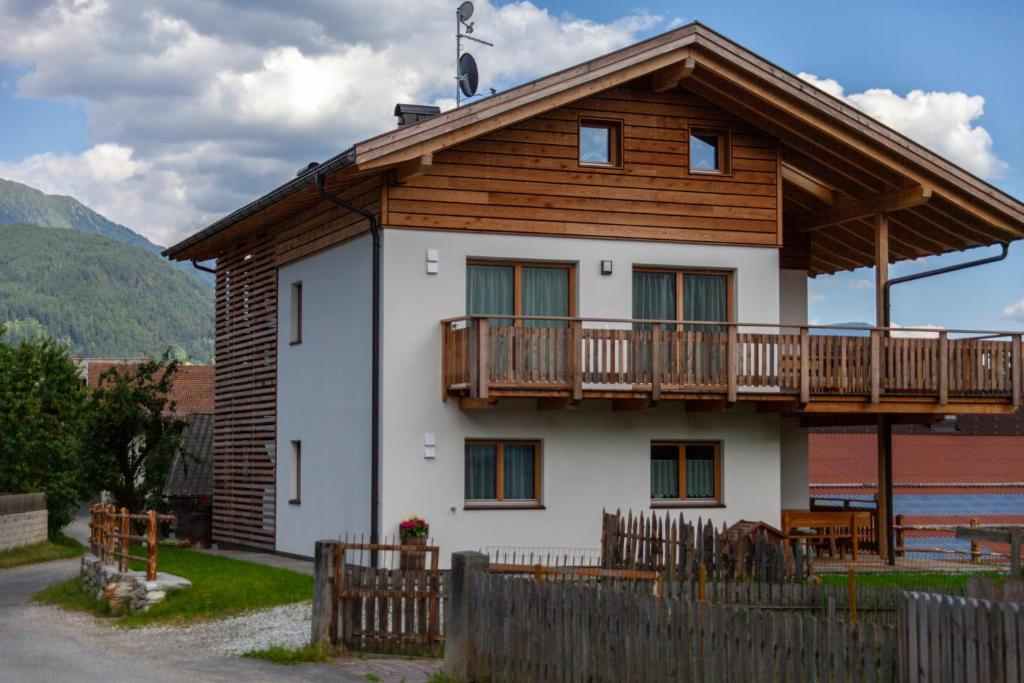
[938,331,949,405]
[651,324,662,402]
[1013,334,1023,407]
[726,326,737,402]
[799,327,810,404]
[870,329,881,404]
[468,319,479,399]
[440,321,448,402]
[476,318,489,400]
[571,320,583,401]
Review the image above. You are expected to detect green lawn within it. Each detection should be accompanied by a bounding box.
[819,571,1002,592]
[243,644,331,665]
[34,544,312,628]
[0,534,82,569]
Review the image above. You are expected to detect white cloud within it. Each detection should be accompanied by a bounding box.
[809,291,826,304]
[798,72,1009,180]
[0,1,660,245]
[890,323,942,339]
[847,278,874,291]
[1003,298,1024,321]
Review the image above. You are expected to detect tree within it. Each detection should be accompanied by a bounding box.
[82,354,186,512]
[0,334,89,538]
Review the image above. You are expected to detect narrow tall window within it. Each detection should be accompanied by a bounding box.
[290,281,303,344]
[465,440,541,507]
[578,118,622,168]
[289,440,301,504]
[688,128,730,175]
[650,442,721,505]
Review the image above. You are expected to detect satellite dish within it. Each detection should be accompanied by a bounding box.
[458,52,478,98]
[457,1,474,23]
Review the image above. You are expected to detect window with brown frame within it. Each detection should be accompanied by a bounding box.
[466,260,575,326]
[289,440,301,505]
[688,127,731,175]
[290,281,303,344]
[632,267,733,329]
[578,118,622,168]
[650,442,721,505]
[465,440,542,507]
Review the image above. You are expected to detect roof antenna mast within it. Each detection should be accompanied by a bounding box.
[455,1,493,107]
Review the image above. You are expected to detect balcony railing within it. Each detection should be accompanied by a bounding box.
[441,316,1024,412]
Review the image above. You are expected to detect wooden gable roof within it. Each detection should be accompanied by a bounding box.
[166,22,1024,275]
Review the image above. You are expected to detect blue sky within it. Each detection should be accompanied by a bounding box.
[0,0,1021,331]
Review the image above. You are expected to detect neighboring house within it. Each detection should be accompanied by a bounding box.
[164,413,214,546]
[80,360,216,417]
[164,23,1024,558]
[810,409,1024,558]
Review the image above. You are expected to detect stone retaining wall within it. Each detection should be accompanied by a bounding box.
[81,553,191,613]
[0,508,48,551]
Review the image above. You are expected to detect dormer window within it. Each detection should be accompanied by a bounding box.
[688,127,731,175]
[578,118,622,168]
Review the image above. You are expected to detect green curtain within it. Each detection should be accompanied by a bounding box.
[503,444,536,500]
[467,264,514,327]
[522,267,569,328]
[683,274,727,330]
[650,445,679,498]
[465,443,497,500]
[684,445,716,499]
[632,271,676,330]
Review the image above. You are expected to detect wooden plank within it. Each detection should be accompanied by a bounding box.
[791,186,933,232]
[651,57,696,93]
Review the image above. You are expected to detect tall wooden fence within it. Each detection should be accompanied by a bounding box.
[311,540,445,656]
[452,566,898,682]
[898,591,1023,682]
[601,509,811,584]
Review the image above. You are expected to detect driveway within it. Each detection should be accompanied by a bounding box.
[0,558,439,683]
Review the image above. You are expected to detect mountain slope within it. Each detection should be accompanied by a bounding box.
[0,224,214,361]
[0,177,213,288]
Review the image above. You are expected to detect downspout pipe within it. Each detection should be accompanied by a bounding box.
[878,241,1010,564]
[315,172,382,558]
[191,259,216,274]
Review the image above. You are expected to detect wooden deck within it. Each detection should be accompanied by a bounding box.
[442,316,1024,415]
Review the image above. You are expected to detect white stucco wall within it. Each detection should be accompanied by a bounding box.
[777,268,810,511]
[276,235,373,556]
[379,228,785,559]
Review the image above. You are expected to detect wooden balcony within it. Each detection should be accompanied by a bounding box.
[441,316,1024,415]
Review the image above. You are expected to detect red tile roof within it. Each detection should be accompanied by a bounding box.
[82,360,214,416]
[809,433,1024,485]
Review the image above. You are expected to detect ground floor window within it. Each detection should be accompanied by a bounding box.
[465,440,542,507]
[650,441,721,506]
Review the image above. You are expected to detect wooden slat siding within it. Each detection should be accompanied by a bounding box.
[212,233,278,549]
[275,177,379,267]
[387,83,780,247]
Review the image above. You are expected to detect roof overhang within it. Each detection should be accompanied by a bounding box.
[166,22,1024,272]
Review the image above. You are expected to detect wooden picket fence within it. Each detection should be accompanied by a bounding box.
[601,509,812,584]
[88,503,173,581]
[898,591,1023,682]
[459,569,898,682]
[311,540,445,656]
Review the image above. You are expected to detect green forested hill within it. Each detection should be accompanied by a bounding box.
[0,224,214,361]
[0,177,213,288]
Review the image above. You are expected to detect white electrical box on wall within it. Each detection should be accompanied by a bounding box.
[424,432,436,459]
[426,249,439,274]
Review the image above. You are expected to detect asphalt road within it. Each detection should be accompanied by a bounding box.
[0,558,434,683]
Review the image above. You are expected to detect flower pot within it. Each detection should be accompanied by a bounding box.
[400,530,428,571]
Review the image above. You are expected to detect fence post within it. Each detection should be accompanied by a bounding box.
[444,551,490,682]
[697,564,707,602]
[970,517,980,564]
[847,568,857,623]
[895,513,905,557]
[119,507,129,572]
[147,509,158,581]
[310,540,336,648]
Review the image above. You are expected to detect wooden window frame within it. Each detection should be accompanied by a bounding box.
[464,439,544,509]
[687,126,732,176]
[632,266,734,329]
[577,117,623,170]
[650,441,723,508]
[467,259,577,325]
[290,281,303,345]
[289,440,301,505]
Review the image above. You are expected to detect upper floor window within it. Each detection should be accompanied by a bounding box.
[632,268,731,329]
[290,281,303,344]
[651,441,721,505]
[467,260,574,326]
[688,128,731,175]
[578,118,622,168]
